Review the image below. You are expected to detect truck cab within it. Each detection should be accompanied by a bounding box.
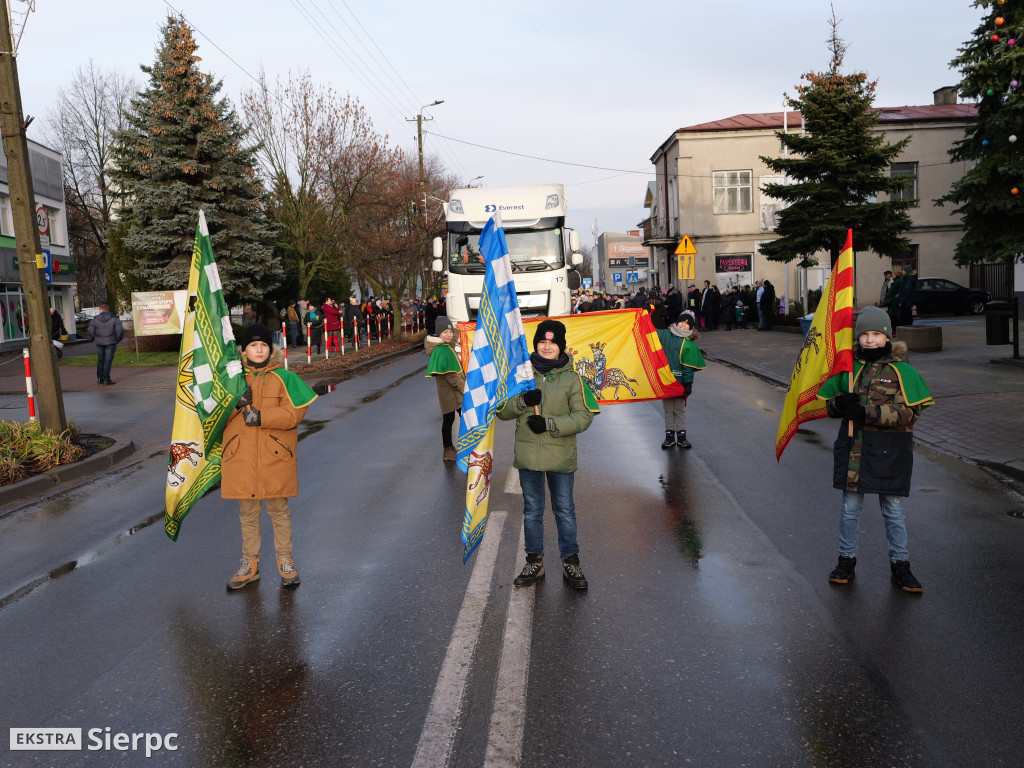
[432,184,582,322]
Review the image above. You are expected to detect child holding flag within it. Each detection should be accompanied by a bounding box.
[425,316,465,462]
[655,310,706,449]
[222,324,317,590]
[498,319,599,590]
[818,306,934,593]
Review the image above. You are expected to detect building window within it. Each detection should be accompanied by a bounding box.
[713,170,753,214]
[890,162,918,206]
[0,197,11,236]
[892,244,919,274]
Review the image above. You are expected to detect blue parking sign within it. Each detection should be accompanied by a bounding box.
[612,272,622,283]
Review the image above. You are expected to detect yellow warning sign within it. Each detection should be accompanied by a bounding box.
[674,235,697,256]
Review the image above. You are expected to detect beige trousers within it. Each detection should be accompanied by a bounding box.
[238,498,293,560]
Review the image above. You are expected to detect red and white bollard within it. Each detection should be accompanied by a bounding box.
[353,317,360,351]
[282,339,288,370]
[339,329,344,356]
[306,323,312,364]
[23,348,36,422]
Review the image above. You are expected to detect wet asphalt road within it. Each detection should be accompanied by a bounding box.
[1,351,1022,767]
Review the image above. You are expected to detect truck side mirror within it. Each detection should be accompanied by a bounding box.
[571,252,583,266]
[567,270,581,290]
[432,237,442,259]
[569,231,580,252]
[432,259,443,273]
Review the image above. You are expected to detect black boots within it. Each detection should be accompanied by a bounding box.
[890,561,923,593]
[562,554,588,590]
[514,553,544,586]
[828,556,856,584]
[661,430,692,449]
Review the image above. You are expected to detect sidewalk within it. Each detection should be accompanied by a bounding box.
[696,315,1024,479]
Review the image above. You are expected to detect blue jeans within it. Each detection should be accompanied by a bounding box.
[519,469,578,560]
[96,344,115,382]
[838,490,909,562]
[287,321,299,347]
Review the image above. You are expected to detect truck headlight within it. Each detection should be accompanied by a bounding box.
[449,199,464,214]
[544,194,559,210]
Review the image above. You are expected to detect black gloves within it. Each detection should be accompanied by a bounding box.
[242,407,261,427]
[526,415,548,434]
[683,382,692,399]
[236,387,253,410]
[522,389,542,407]
[833,393,866,422]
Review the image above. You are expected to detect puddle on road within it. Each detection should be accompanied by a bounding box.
[311,365,425,398]
[0,511,165,613]
[298,420,328,441]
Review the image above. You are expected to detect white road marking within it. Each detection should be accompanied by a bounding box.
[504,468,521,495]
[411,510,507,768]
[483,527,533,768]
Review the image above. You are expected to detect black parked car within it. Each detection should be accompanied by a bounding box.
[913,277,992,315]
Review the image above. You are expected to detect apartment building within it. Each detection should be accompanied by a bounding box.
[644,89,978,311]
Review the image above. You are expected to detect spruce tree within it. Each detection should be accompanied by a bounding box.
[939,1,1023,265]
[110,17,281,304]
[759,22,914,267]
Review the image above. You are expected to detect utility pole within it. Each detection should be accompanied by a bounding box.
[408,100,443,188]
[0,0,67,433]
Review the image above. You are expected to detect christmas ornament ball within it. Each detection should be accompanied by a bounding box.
[1013,187,1020,195]
[992,34,1000,41]
[988,88,995,96]
[983,139,991,146]
[997,16,1005,25]
[1011,135,1019,143]
[1010,39,1018,46]
[1013,80,1021,88]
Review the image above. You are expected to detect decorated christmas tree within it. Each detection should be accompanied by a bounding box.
[940,0,1024,265]
[110,17,281,304]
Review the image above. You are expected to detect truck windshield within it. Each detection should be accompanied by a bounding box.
[448,228,565,273]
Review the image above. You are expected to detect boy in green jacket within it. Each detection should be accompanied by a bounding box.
[655,311,706,449]
[498,320,600,589]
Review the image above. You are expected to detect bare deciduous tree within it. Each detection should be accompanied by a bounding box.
[43,61,135,306]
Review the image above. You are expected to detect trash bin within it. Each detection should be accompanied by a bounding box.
[799,314,814,337]
[985,301,1012,345]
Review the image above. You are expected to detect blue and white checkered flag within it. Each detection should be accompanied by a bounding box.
[455,213,535,561]
[456,213,535,471]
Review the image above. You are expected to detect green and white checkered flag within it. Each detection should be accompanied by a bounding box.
[190,210,246,456]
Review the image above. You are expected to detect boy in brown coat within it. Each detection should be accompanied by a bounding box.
[425,316,466,462]
[222,324,317,589]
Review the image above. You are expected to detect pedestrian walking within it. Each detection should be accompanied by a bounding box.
[425,316,465,462]
[655,310,706,449]
[818,306,934,593]
[50,307,68,341]
[222,323,317,590]
[498,320,600,590]
[87,303,124,385]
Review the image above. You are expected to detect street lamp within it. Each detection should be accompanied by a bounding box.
[468,175,484,186]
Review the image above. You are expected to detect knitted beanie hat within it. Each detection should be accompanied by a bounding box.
[855,306,892,339]
[435,316,455,335]
[239,323,272,350]
[533,319,567,355]
[676,310,697,328]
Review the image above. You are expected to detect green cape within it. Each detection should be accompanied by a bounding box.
[267,368,318,408]
[818,361,934,409]
[426,343,462,376]
[680,338,707,370]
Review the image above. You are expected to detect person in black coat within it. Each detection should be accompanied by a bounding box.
[343,296,365,341]
[664,287,683,321]
[758,280,776,331]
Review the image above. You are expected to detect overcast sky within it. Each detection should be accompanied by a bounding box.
[14,0,984,244]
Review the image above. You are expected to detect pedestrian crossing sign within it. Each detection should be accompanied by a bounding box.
[626,272,639,284]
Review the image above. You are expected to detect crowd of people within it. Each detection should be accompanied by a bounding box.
[570,280,779,332]
[247,295,441,354]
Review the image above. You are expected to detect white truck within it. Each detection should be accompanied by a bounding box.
[432,184,582,322]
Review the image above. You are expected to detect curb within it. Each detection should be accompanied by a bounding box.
[0,438,136,508]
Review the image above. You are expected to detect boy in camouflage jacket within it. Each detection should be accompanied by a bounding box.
[817,306,934,592]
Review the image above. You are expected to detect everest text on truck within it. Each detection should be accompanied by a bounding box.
[432,184,582,322]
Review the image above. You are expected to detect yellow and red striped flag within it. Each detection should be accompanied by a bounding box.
[775,229,855,460]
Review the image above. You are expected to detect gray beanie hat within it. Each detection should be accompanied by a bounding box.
[855,305,892,339]
[435,316,455,335]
